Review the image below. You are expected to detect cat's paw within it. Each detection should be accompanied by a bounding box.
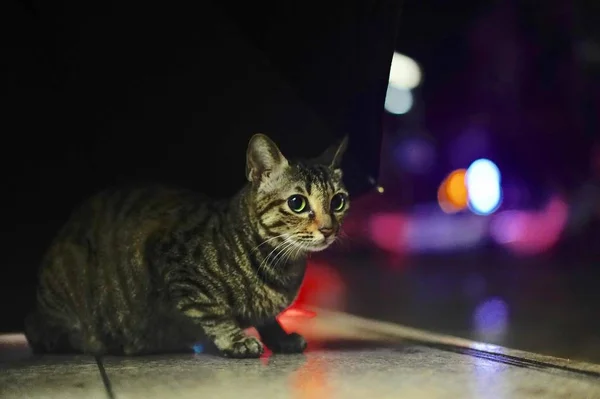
[266,332,307,354]
[220,335,264,359]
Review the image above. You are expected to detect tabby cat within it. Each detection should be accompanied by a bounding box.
[25,133,350,358]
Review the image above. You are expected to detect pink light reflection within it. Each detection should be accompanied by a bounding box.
[368,209,487,254]
[489,196,568,255]
[368,213,409,253]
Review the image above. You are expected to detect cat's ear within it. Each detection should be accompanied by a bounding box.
[315,135,348,170]
[246,134,289,183]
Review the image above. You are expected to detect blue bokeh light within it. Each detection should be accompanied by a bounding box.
[466,158,502,215]
[192,343,204,354]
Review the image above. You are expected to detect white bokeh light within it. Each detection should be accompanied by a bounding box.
[466,158,502,215]
[384,86,413,115]
[389,52,422,90]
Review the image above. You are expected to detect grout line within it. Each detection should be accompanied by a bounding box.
[95,356,116,399]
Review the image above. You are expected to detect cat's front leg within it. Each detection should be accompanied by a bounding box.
[177,302,264,358]
[204,318,264,358]
[257,318,307,354]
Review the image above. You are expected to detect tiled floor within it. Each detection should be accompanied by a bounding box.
[2,310,599,399]
[3,236,600,398]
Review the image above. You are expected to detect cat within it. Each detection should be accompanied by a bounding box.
[24,133,350,358]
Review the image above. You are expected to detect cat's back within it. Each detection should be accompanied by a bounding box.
[31,184,216,354]
[40,184,213,287]
[54,184,205,244]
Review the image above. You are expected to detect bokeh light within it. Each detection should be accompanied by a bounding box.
[466,158,502,215]
[446,169,469,208]
[388,52,422,90]
[437,184,456,214]
[368,212,409,253]
[384,86,413,115]
[403,210,488,252]
[369,205,488,254]
[438,169,468,213]
[473,297,509,340]
[192,343,204,354]
[489,196,568,255]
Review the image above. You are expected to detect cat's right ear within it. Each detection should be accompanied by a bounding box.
[314,135,348,170]
[246,134,289,183]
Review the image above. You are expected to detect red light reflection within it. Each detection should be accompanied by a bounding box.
[277,260,346,334]
[290,356,331,399]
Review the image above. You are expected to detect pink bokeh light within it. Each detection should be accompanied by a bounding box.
[489,196,568,255]
[368,212,409,254]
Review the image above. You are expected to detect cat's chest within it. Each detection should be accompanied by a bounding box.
[235,279,300,324]
[232,258,306,322]
[251,284,292,315]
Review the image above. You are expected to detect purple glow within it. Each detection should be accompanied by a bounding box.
[489,210,526,244]
[394,137,435,174]
[368,206,490,254]
[403,210,488,252]
[448,129,490,170]
[473,297,509,338]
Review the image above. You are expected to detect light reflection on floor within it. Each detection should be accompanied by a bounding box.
[1,309,600,399]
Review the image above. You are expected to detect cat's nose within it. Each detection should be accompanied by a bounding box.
[318,227,334,238]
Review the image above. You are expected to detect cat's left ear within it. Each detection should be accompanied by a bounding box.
[246,133,289,183]
[315,135,348,170]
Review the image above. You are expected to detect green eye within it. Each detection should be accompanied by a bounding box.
[287,195,308,213]
[331,193,347,212]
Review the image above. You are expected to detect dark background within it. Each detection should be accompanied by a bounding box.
[1,0,399,331]
[3,0,600,362]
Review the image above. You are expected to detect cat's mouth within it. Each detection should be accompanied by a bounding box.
[305,237,336,252]
[291,234,336,252]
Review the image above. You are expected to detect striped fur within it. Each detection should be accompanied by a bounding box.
[25,134,349,358]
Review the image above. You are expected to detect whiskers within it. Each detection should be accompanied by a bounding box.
[252,233,308,278]
[331,228,352,250]
[249,233,288,254]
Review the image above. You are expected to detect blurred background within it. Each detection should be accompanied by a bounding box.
[299,0,600,364]
[3,0,600,367]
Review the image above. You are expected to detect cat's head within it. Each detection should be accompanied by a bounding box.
[246,133,350,253]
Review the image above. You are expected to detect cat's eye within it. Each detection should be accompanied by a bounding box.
[287,195,308,213]
[331,193,347,212]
